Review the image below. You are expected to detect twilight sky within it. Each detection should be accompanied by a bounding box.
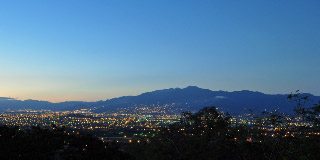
[0,0,319,102]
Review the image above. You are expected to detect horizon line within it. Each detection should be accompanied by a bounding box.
[0,86,315,103]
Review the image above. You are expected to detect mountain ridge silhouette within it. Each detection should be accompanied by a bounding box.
[0,86,318,114]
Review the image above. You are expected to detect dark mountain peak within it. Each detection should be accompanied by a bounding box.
[231,90,266,96]
[181,86,211,92]
[139,86,204,94]
[184,86,201,89]
[136,86,212,98]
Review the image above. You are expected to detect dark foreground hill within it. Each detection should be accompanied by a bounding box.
[0,86,319,114]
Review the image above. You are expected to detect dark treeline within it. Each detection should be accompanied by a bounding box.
[0,91,320,160]
[0,124,131,160]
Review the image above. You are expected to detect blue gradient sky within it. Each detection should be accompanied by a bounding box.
[1,0,319,102]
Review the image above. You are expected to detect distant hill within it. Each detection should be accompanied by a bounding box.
[93,86,319,114]
[0,86,319,114]
[0,98,89,112]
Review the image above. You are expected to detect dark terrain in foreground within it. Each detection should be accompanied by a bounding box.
[1,92,320,160]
